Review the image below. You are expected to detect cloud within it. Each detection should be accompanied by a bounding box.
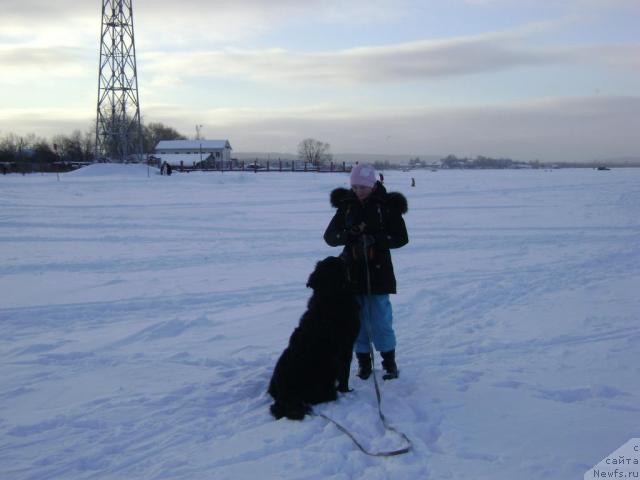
[564,44,640,71]
[0,46,85,67]
[0,12,640,89]
[463,0,640,9]
[141,35,638,87]
[571,0,640,9]
[0,106,93,138]
[142,38,543,86]
[1,2,637,164]
[5,12,633,89]
[0,0,407,47]
[2,96,638,162]
[141,95,640,162]
[0,46,90,79]
[3,2,636,87]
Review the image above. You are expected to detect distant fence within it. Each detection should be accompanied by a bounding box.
[159,159,351,173]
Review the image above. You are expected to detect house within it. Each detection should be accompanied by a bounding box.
[154,139,232,167]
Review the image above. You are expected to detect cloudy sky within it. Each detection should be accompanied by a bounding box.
[1,0,638,162]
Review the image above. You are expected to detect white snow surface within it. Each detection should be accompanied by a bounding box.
[64,163,160,177]
[1,166,638,479]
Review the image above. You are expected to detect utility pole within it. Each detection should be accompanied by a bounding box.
[95,0,143,163]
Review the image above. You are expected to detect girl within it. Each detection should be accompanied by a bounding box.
[324,164,408,380]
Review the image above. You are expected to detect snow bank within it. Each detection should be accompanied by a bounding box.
[65,163,159,177]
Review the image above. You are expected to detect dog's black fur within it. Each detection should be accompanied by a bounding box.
[268,256,360,420]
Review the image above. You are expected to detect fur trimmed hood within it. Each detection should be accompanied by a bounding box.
[385,192,409,215]
[329,187,352,208]
[329,183,408,215]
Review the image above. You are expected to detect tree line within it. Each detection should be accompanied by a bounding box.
[410,154,536,169]
[0,122,187,171]
[1,130,336,173]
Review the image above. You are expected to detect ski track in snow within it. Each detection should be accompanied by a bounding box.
[1,166,639,479]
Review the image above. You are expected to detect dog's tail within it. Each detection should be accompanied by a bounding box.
[270,400,312,421]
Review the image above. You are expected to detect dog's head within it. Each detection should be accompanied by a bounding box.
[306,256,350,294]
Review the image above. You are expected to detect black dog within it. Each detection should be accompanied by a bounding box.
[268,256,360,420]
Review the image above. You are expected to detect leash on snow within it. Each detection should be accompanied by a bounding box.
[312,239,412,457]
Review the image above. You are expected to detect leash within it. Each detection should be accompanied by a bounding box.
[315,411,411,457]
[312,239,412,457]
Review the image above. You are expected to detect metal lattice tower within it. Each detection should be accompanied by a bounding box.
[95,0,143,162]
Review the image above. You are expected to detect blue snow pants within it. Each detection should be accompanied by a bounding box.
[354,294,396,354]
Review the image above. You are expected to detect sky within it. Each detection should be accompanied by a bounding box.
[0,0,639,162]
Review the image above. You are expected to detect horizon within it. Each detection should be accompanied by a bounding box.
[1,0,639,163]
[231,150,640,165]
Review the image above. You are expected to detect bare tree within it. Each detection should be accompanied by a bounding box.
[143,122,187,153]
[0,133,20,162]
[297,138,332,166]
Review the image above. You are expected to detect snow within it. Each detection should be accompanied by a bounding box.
[64,163,159,177]
[1,166,638,479]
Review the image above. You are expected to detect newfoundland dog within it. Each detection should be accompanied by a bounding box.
[268,256,360,420]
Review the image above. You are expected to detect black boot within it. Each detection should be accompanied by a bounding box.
[381,350,399,380]
[356,352,372,380]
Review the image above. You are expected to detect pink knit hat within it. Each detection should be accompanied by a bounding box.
[350,164,377,188]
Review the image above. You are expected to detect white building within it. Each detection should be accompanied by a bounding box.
[154,140,232,167]
[152,153,214,168]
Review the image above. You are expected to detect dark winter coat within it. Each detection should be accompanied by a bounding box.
[324,182,408,294]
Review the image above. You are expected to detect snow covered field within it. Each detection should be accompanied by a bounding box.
[1,165,638,480]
